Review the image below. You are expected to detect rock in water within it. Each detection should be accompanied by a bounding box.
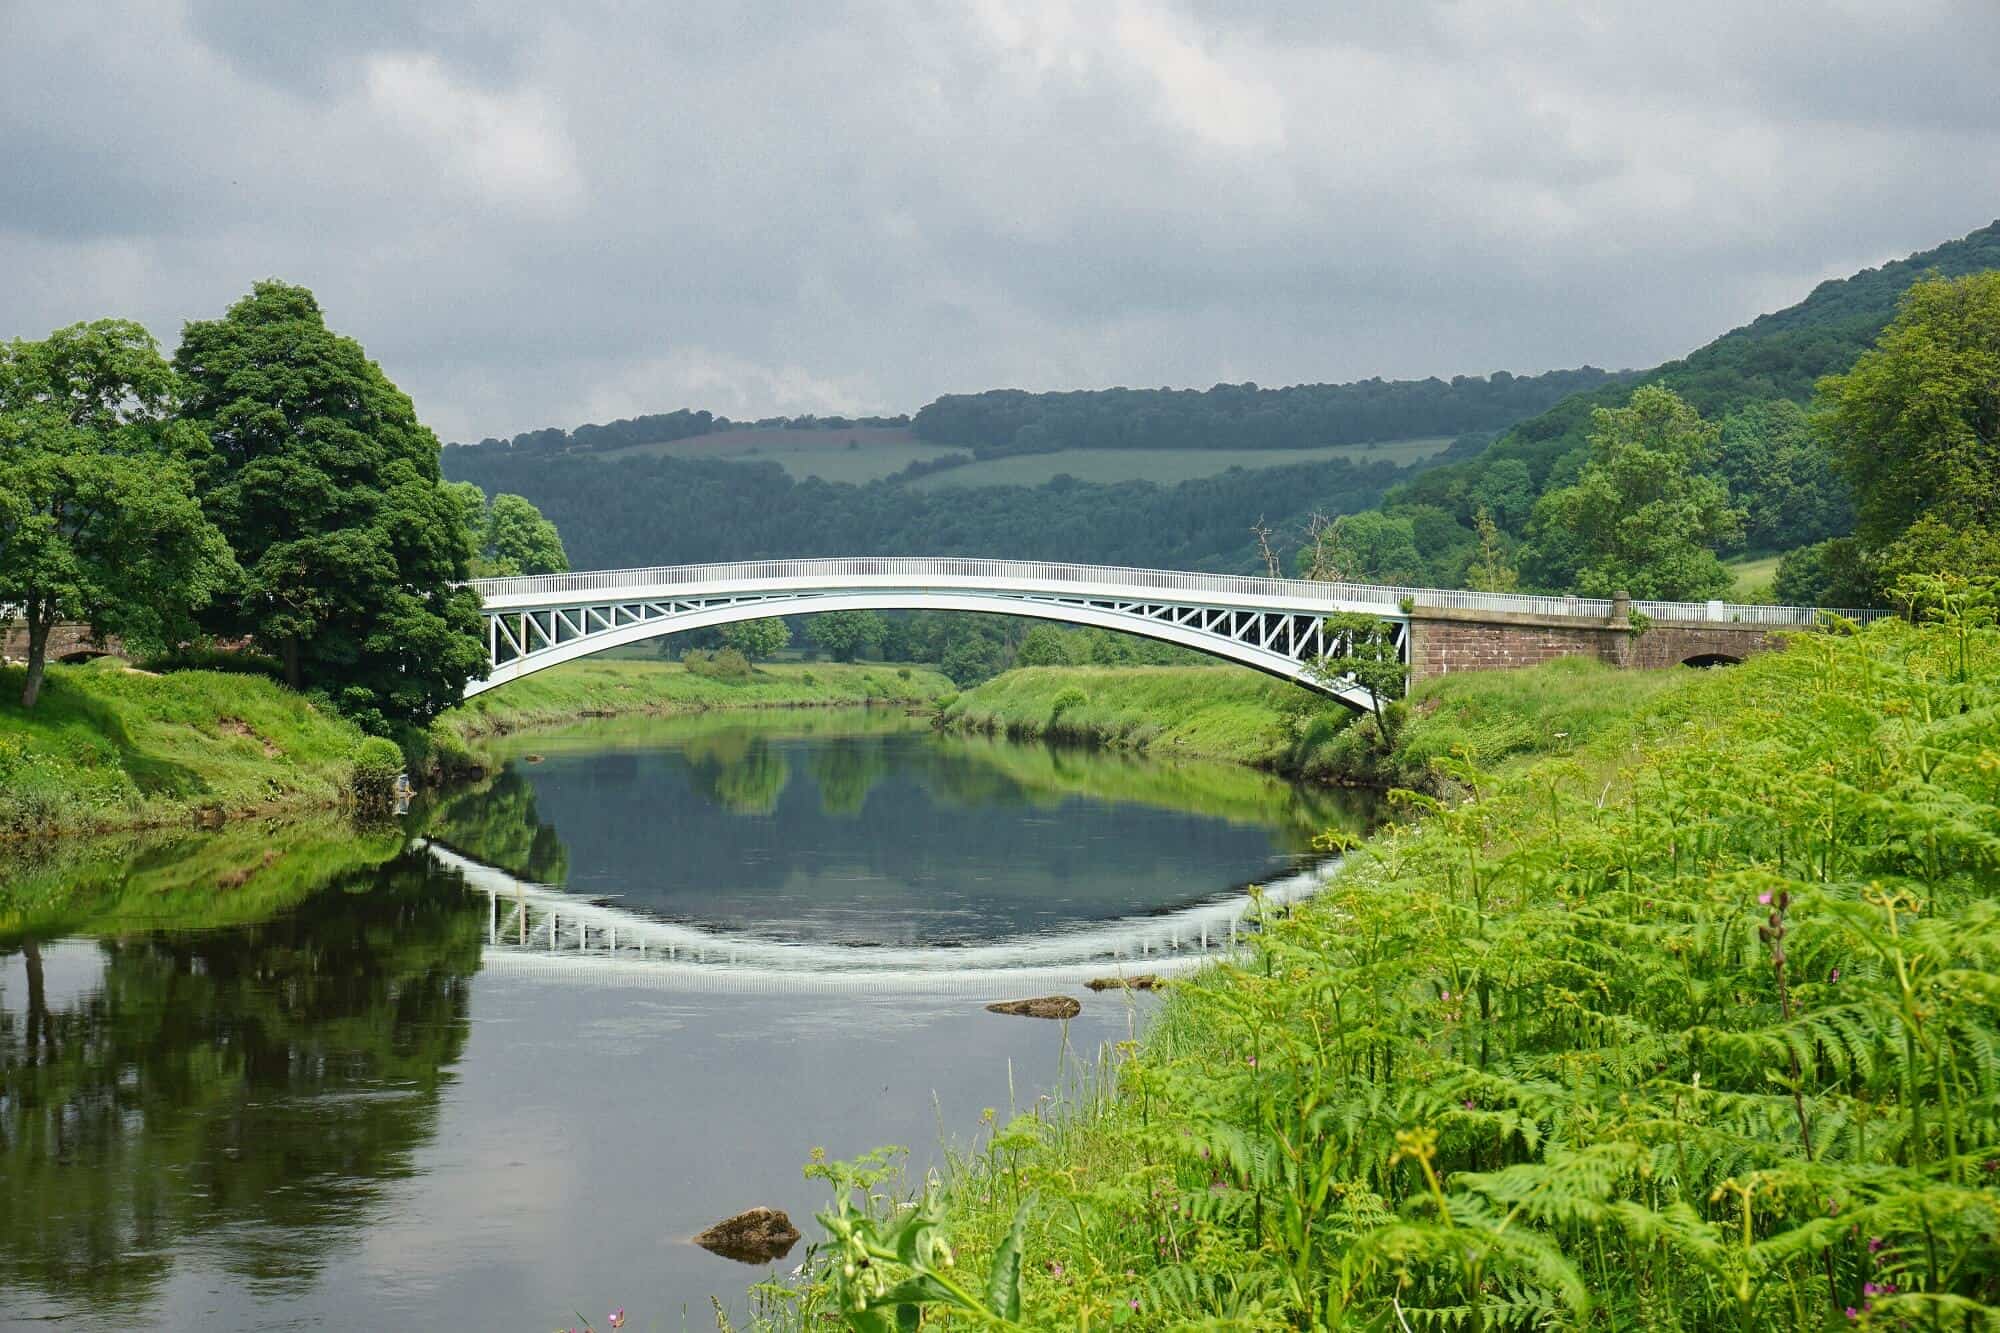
[1085,974,1162,991]
[694,1207,802,1264]
[985,996,1082,1019]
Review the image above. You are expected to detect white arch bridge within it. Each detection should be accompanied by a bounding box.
[465,557,1412,708]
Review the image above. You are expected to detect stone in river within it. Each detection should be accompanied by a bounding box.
[1085,974,1162,991]
[985,996,1082,1019]
[694,1207,802,1264]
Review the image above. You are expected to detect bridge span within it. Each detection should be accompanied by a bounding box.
[464,557,1879,708]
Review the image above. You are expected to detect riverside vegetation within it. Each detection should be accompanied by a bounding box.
[0,657,950,838]
[938,655,1684,793]
[766,610,2000,1330]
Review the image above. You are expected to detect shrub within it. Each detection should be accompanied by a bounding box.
[348,736,403,813]
[140,646,288,683]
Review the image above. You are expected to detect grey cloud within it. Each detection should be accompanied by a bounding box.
[1,0,1997,442]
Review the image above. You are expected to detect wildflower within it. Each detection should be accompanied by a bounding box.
[1462,1099,1475,1110]
[1130,1298,1142,1310]
[1245,1056,1256,1067]
[1868,1236,1884,1253]
[1830,966,1841,982]
[1846,1308,1858,1321]
[609,1311,625,1330]
[1758,891,1773,905]
[1046,1261,1065,1279]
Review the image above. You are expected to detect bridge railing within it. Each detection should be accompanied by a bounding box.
[466,557,1887,626]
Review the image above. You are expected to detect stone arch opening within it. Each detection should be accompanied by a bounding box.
[57,649,111,664]
[1681,652,1743,669]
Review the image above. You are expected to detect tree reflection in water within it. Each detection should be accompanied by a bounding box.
[0,839,483,1317]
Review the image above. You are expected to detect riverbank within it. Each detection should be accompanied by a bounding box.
[0,660,372,839]
[788,618,2000,1328]
[1,657,953,839]
[937,656,1686,789]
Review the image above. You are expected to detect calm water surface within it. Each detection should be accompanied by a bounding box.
[0,710,1370,1330]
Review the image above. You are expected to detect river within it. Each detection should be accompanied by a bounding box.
[0,709,1372,1330]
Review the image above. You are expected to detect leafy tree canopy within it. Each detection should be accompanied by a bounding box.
[174,282,486,731]
[447,481,568,577]
[0,321,236,707]
[803,610,884,662]
[720,617,789,661]
[1526,385,1743,600]
[1817,270,2000,585]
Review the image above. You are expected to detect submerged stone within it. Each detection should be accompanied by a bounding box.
[694,1207,801,1264]
[985,995,1082,1019]
[1085,974,1162,991]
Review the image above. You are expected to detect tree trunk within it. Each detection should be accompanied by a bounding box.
[281,636,302,690]
[19,601,50,710]
[23,939,51,1065]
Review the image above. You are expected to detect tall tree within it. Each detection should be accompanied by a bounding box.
[1296,511,1429,585]
[0,322,236,708]
[804,609,883,662]
[1816,271,2000,586]
[447,482,569,577]
[174,283,486,730]
[720,616,789,661]
[1525,385,1742,600]
[1463,505,1519,592]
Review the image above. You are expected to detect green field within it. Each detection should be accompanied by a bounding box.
[582,425,1454,488]
[1725,550,1785,601]
[905,437,1454,490]
[587,425,966,483]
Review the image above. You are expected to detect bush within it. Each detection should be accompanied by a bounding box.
[139,646,288,683]
[348,736,404,813]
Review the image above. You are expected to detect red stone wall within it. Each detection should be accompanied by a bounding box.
[1407,608,1791,682]
[0,622,122,663]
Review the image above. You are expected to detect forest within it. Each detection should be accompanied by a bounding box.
[440,450,1407,574]
[906,367,1626,456]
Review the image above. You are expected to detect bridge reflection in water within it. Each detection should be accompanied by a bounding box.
[425,840,1328,993]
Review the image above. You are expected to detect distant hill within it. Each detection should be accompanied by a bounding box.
[443,219,2000,580]
[442,362,1626,574]
[1392,219,2000,514]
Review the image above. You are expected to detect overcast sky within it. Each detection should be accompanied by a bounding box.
[4,2,1997,442]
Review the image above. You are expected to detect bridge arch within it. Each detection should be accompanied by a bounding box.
[474,590,1382,708]
[465,559,1411,711]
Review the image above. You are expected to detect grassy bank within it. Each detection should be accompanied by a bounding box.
[433,658,952,747]
[0,657,953,839]
[0,661,371,839]
[938,657,1688,789]
[784,617,2000,1329]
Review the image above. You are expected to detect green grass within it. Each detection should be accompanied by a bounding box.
[1725,550,1787,601]
[907,438,1453,491]
[941,665,1300,766]
[434,658,954,744]
[0,660,371,838]
[940,656,1693,789]
[775,617,2000,1329]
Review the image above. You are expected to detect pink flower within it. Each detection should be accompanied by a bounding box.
[1130,1298,1141,1310]
[1757,892,1773,905]
[609,1311,626,1330]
